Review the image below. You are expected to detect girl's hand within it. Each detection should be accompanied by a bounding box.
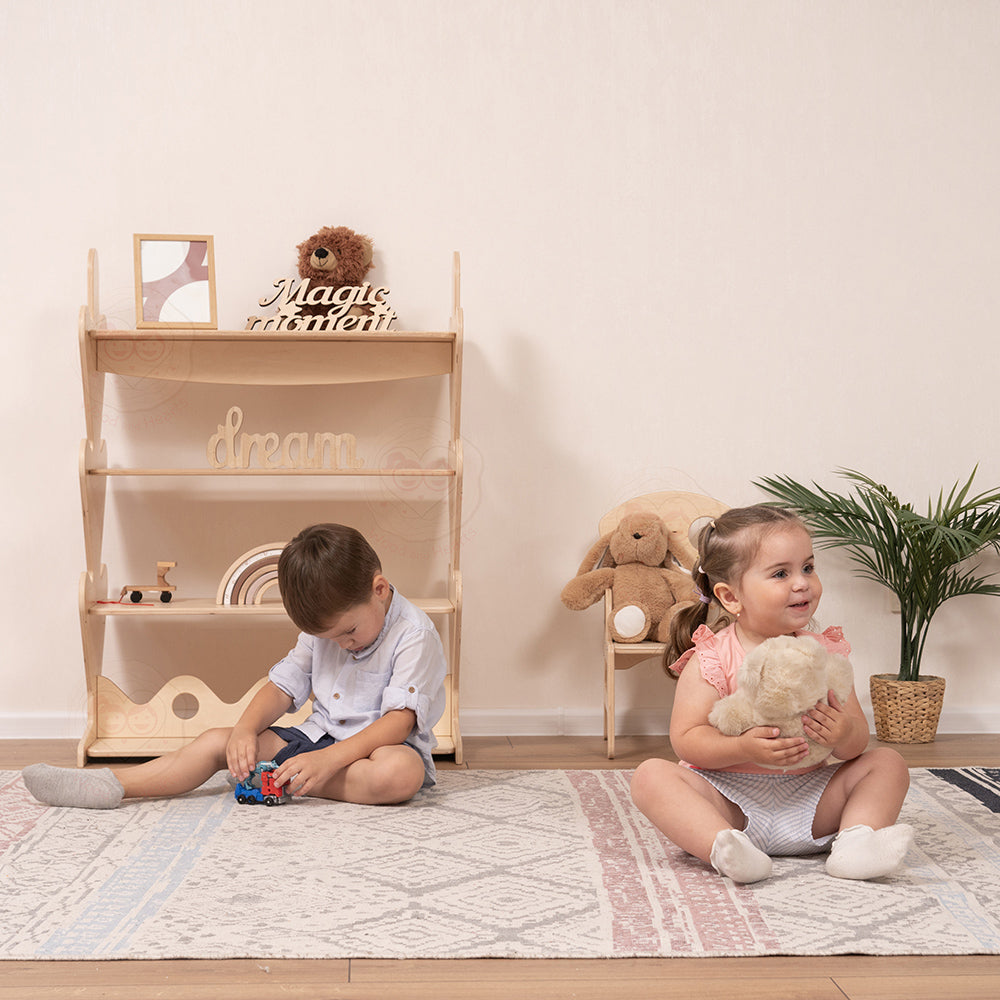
[739,726,810,768]
[226,726,259,783]
[802,691,850,749]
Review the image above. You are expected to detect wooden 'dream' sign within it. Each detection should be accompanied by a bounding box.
[207,406,363,471]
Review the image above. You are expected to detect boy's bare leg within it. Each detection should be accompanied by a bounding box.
[294,744,426,805]
[23,728,288,808]
[114,727,288,799]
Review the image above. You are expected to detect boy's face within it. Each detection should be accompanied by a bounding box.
[315,575,392,652]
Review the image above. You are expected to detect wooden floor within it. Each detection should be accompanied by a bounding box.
[5,734,1000,999]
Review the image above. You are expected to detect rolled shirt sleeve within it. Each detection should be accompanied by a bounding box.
[379,627,447,735]
[268,633,318,712]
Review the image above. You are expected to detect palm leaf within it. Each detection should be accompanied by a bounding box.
[755,468,1000,681]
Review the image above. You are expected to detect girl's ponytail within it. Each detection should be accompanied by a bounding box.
[664,521,717,669]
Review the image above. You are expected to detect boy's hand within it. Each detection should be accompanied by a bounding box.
[226,726,259,783]
[739,726,810,768]
[272,745,342,798]
[802,690,850,749]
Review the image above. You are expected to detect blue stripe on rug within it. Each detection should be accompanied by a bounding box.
[929,768,1000,814]
[36,793,234,958]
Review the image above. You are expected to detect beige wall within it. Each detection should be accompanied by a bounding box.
[3,0,999,738]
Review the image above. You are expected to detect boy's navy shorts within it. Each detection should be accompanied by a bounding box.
[268,725,336,766]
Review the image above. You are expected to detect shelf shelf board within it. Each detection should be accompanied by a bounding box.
[89,328,457,386]
[84,732,457,758]
[90,328,456,343]
[88,467,456,477]
[89,597,456,617]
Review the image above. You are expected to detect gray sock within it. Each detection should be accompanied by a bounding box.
[22,763,124,809]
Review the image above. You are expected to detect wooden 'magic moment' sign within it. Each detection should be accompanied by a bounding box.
[207,406,363,470]
[245,278,397,332]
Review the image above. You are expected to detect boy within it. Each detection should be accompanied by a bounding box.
[24,524,447,809]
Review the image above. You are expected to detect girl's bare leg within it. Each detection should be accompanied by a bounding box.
[631,759,743,859]
[630,759,772,883]
[814,747,913,879]
[812,747,910,836]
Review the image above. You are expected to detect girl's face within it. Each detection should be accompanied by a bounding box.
[714,526,822,646]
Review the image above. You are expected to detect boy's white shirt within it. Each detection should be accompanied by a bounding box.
[268,589,447,786]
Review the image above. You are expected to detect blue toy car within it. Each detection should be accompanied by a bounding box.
[234,760,287,806]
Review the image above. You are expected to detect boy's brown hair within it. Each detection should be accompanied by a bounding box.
[278,524,382,634]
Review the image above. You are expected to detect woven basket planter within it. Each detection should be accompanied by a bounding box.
[869,674,946,744]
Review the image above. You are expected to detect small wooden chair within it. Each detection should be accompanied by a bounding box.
[598,491,728,758]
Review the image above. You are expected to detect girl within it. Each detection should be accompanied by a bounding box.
[630,504,913,883]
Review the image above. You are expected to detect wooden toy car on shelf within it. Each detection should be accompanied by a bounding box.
[120,561,177,603]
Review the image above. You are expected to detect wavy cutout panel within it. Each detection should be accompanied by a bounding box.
[95,674,311,743]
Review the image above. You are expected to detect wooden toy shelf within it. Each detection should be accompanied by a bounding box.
[77,249,464,766]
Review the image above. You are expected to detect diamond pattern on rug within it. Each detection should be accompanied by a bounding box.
[2,767,999,959]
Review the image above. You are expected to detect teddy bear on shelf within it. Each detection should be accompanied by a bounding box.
[708,634,855,770]
[296,225,374,317]
[560,512,698,643]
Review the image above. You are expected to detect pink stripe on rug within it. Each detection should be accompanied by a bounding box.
[568,770,780,955]
[0,775,49,854]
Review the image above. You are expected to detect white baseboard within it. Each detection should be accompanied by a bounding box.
[2,708,998,742]
[457,707,1000,738]
[0,713,87,740]
[457,707,669,737]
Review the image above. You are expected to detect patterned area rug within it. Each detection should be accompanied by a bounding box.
[1,767,998,959]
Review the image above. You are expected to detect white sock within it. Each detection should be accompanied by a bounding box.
[826,823,914,880]
[22,763,124,810]
[710,828,773,883]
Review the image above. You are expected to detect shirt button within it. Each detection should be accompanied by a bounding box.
[338,720,346,726]
[408,686,416,693]
[333,692,341,700]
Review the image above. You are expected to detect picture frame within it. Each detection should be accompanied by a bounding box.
[133,234,218,329]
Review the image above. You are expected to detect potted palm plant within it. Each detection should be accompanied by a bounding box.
[755,468,1000,742]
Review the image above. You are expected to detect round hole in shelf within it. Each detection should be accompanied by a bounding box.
[172,693,199,720]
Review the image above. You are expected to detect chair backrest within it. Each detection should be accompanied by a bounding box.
[598,491,729,570]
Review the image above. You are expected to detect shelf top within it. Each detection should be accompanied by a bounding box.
[88,327,456,343]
